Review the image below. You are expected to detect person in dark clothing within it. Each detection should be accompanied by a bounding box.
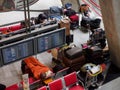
[89,18,106,49]
[37,13,47,24]
[64,9,76,17]
[64,3,79,30]
[20,21,26,28]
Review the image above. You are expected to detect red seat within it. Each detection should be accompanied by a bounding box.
[0,27,9,34]
[54,67,69,79]
[5,84,18,90]
[64,72,84,90]
[37,86,47,90]
[0,27,8,31]
[10,24,22,31]
[48,78,63,90]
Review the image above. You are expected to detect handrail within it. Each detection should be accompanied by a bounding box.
[0,20,23,27]
[0,9,50,27]
[0,24,58,46]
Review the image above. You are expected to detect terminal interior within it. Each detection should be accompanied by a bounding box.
[0,0,120,90]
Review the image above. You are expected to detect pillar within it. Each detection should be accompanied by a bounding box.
[99,0,120,68]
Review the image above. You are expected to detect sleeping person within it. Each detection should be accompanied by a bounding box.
[23,56,53,80]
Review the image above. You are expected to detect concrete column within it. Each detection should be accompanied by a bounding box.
[99,0,120,68]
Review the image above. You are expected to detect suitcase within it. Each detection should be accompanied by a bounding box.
[66,34,73,45]
[65,47,83,59]
[69,15,79,22]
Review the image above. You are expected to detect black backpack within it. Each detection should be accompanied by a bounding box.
[65,9,76,17]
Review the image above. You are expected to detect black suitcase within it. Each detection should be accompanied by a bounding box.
[81,17,91,28]
[65,47,83,59]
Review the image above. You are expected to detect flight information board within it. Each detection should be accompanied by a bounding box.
[36,28,66,53]
[0,51,3,67]
[1,39,34,64]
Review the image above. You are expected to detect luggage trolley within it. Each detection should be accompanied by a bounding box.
[81,63,102,89]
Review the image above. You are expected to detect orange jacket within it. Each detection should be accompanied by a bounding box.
[24,56,50,79]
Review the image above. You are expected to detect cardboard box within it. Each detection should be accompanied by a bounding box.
[59,19,70,36]
[51,48,58,60]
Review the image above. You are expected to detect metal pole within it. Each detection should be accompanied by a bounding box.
[26,0,31,32]
[23,0,27,32]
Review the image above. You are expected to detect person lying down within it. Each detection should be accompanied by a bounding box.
[23,56,53,80]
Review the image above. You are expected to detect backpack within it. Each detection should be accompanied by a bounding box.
[65,9,76,17]
[81,17,91,28]
[50,6,62,15]
[92,28,105,41]
[65,3,72,9]
[90,28,106,48]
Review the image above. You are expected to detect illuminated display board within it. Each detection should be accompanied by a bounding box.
[0,51,3,67]
[0,28,65,65]
[36,28,66,53]
[1,38,34,64]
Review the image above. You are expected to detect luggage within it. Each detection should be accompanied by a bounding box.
[64,9,76,17]
[84,45,104,64]
[49,6,62,21]
[69,15,79,22]
[65,3,72,9]
[50,6,62,15]
[60,47,86,71]
[65,47,83,59]
[90,18,101,29]
[81,17,91,28]
[59,19,70,36]
[89,28,106,48]
[66,34,73,45]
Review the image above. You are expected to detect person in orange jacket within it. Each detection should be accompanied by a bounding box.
[24,56,53,79]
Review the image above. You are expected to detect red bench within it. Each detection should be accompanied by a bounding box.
[10,24,22,31]
[0,24,22,35]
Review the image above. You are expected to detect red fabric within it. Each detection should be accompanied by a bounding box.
[70,15,79,22]
[0,27,9,34]
[24,56,50,79]
[37,86,47,90]
[0,27,8,31]
[48,78,63,90]
[10,24,22,31]
[100,63,106,72]
[69,85,84,90]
